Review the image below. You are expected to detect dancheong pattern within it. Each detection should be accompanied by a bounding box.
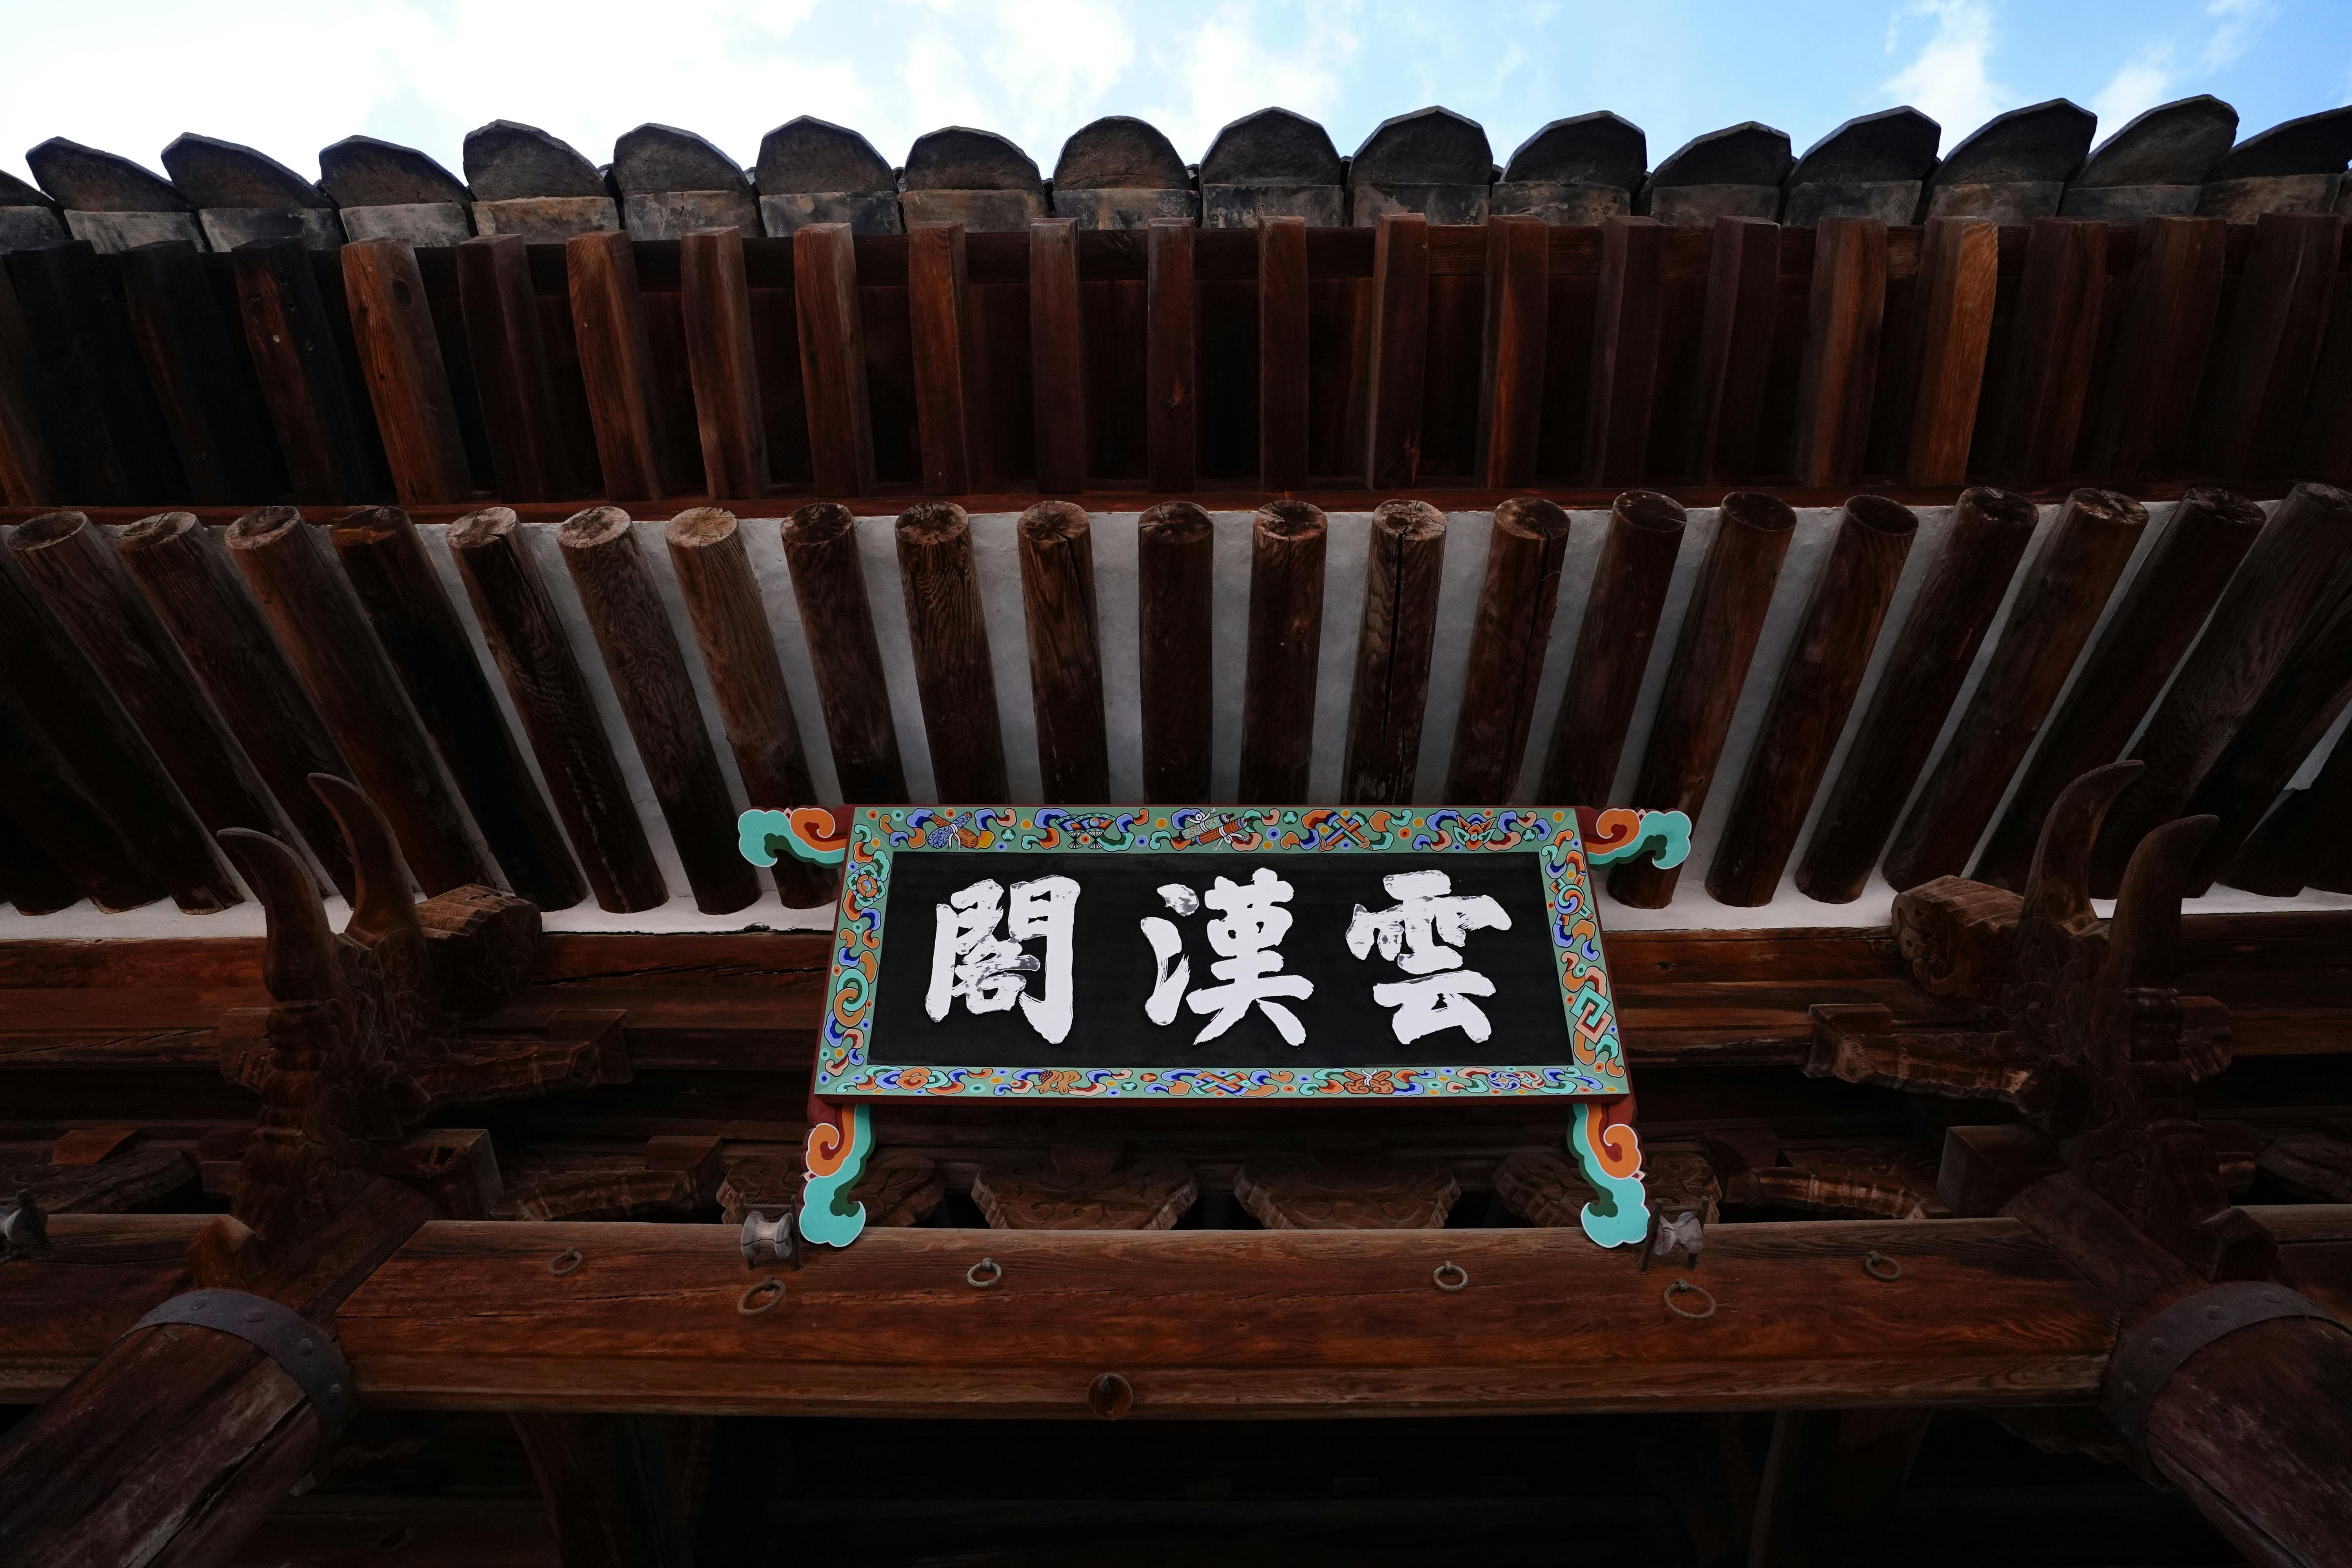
[810,804,1630,1102]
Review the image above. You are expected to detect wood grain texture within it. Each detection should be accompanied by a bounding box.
[1795,487,2039,902]
[2295,262,2352,488]
[679,227,769,501]
[1028,219,1087,494]
[793,224,874,497]
[1445,497,1573,803]
[1791,217,1887,489]
[9,511,298,869]
[1145,219,1196,492]
[333,506,584,909]
[5,241,180,506]
[907,222,974,496]
[1900,218,1999,487]
[231,239,377,505]
[2096,481,2352,896]
[1259,216,1310,490]
[116,510,356,897]
[115,241,277,505]
[1365,212,1429,489]
[1984,219,2106,487]
[449,508,666,914]
[665,508,833,908]
[1138,500,1214,802]
[566,230,668,503]
[1976,486,2265,891]
[509,1413,691,1568]
[1341,499,1447,805]
[1609,492,1796,908]
[1536,490,1686,808]
[1238,500,1328,804]
[0,677,160,912]
[1475,216,1550,490]
[895,501,1008,801]
[2194,211,2344,482]
[559,506,757,913]
[1585,216,1666,486]
[2083,215,2228,483]
[1017,501,1109,803]
[1708,496,1918,906]
[0,534,236,912]
[0,262,56,506]
[778,503,906,804]
[1883,488,2147,890]
[341,238,474,506]
[456,234,570,502]
[1687,218,1780,485]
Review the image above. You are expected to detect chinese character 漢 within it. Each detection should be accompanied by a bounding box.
[1345,869,1511,1045]
[926,875,1079,1043]
[1139,867,1314,1046]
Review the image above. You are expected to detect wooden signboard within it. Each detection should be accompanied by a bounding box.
[741,803,1689,1249]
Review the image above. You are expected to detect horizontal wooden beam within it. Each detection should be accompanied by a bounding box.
[7,1214,2120,1417]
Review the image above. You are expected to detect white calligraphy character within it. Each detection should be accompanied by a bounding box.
[926,875,1080,1043]
[1345,869,1511,1045]
[1183,867,1314,1046]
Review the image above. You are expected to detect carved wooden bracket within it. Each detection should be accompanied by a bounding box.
[1811,761,2267,1279]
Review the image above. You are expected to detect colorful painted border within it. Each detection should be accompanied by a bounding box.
[777,804,1651,1102]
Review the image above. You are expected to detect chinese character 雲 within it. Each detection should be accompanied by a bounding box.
[1139,867,1314,1046]
[926,876,1079,1043]
[1345,869,1511,1045]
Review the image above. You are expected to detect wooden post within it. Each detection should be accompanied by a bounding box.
[1686,217,1780,485]
[1899,217,1999,487]
[0,535,239,912]
[1585,216,1666,486]
[1138,500,1214,803]
[1987,218,2107,486]
[1146,219,1196,493]
[1445,498,1573,803]
[5,241,179,504]
[449,507,667,914]
[2195,211,2343,481]
[1364,211,1428,490]
[1536,490,1686,808]
[1475,216,1549,490]
[567,229,668,503]
[227,505,495,896]
[9,511,301,867]
[1882,488,2147,889]
[679,227,770,501]
[341,237,474,506]
[0,682,161,912]
[666,508,835,909]
[118,512,357,899]
[232,238,378,505]
[1795,486,2038,902]
[1976,487,2265,891]
[2094,481,2352,895]
[2083,215,2228,482]
[1341,499,1448,806]
[793,223,874,497]
[0,262,56,506]
[778,504,906,804]
[1028,219,1087,494]
[1259,215,1310,490]
[1017,502,1109,804]
[1791,217,1887,489]
[116,240,275,505]
[559,506,759,914]
[907,221,974,496]
[895,503,1008,802]
[1238,501,1328,805]
[331,507,584,909]
[456,234,570,502]
[1706,497,1917,906]
[1609,492,1797,909]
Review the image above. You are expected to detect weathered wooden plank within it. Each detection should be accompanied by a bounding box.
[566,230,669,503]
[1364,212,1429,490]
[792,224,875,497]
[1238,501,1327,804]
[1028,220,1087,494]
[778,503,905,804]
[1898,218,1999,487]
[1585,217,1665,486]
[0,262,57,506]
[1017,501,1109,803]
[907,222,975,496]
[1145,220,1196,492]
[1475,216,1549,490]
[1139,501,1214,802]
[1983,218,2106,487]
[1445,498,1572,803]
[1536,490,1686,808]
[1686,217,1780,485]
[115,241,277,505]
[1790,217,1887,489]
[896,502,1008,801]
[342,237,474,507]
[1341,500,1447,806]
[2082,215,2227,483]
[232,239,379,505]
[456,234,572,502]
[2194,211,2343,482]
[679,227,769,501]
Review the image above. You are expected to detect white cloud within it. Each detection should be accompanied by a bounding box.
[2202,0,2274,71]
[2092,43,2176,130]
[1133,2,1352,162]
[1881,0,2010,148]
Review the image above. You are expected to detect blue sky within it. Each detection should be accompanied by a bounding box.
[2,0,2347,188]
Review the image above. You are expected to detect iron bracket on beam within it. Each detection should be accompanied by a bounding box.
[2103,1280,2350,1448]
[129,1290,357,1451]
